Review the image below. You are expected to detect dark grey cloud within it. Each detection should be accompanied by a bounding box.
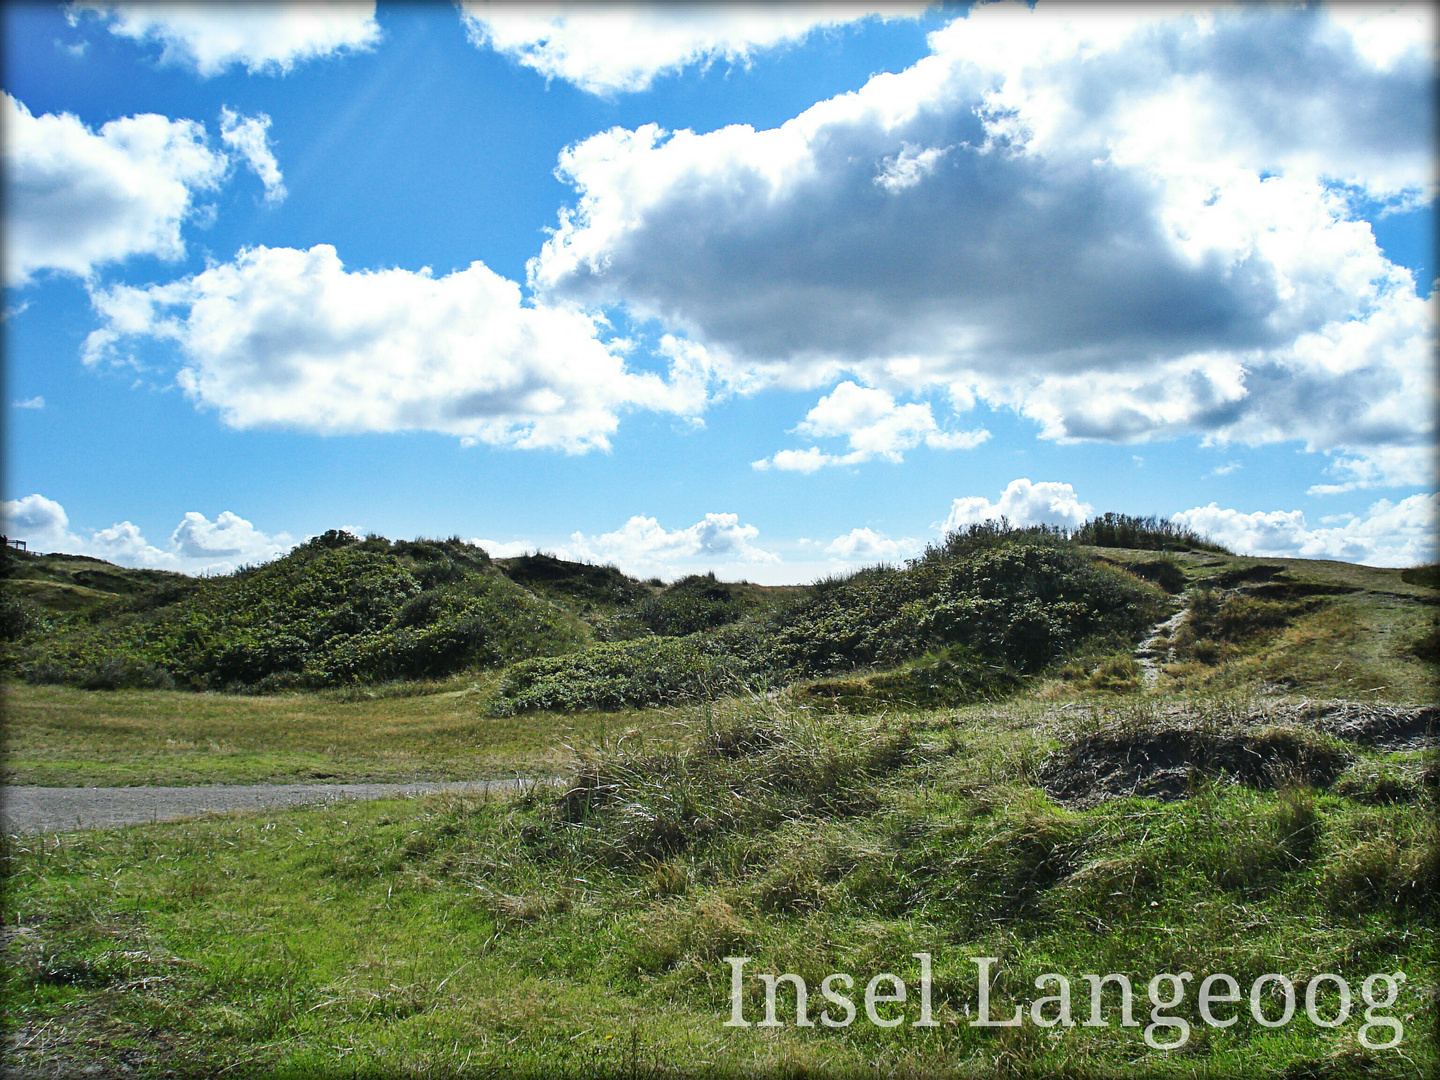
[531,4,1432,481]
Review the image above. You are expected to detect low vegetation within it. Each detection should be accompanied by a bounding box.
[3,697,1435,1078]
[0,679,683,787]
[3,515,1437,1078]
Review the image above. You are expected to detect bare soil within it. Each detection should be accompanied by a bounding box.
[1039,700,1436,807]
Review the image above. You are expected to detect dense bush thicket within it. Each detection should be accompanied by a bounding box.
[1073,512,1229,553]
[772,537,1164,677]
[495,553,650,609]
[10,533,587,691]
[7,518,1177,703]
[492,527,1167,713]
[494,634,755,715]
[596,573,757,641]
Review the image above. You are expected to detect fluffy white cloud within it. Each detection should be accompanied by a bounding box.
[73,2,380,76]
[83,244,705,451]
[470,538,535,559]
[460,3,925,95]
[3,92,227,286]
[1307,444,1438,496]
[1172,493,1438,567]
[825,527,920,563]
[531,3,1434,487]
[13,396,45,410]
[1,494,293,574]
[943,478,1094,532]
[754,380,988,470]
[559,513,779,578]
[219,107,285,202]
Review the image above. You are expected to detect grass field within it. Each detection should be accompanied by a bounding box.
[3,697,1435,1078]
[0,678,688,787]
[3,547,1435,1078]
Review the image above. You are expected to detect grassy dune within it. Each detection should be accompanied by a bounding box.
[3,535,1436,1077]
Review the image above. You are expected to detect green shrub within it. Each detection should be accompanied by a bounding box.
[1400,564,1439,589]
[1073,512,1229,553]
[0,591,45,641]
[493,635,753,714]
[771,540,1163,677]
[596,573,756,640]
[9,535,586,691]
[495,552,648,608]
[78,655,176,691]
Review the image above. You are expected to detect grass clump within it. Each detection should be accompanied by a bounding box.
[1171,588,1302,664]
[795,646,1021,712]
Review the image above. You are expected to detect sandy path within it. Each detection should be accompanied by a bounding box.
[1136,595,1190,687]
[0,779,552,835]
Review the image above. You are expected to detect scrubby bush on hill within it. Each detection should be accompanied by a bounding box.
[1073,511,1229,553]
[493,634,754,715]
[496,552,650,609]
[494,528,1166,714]
[595,573,757,641]
[12,534,586,691]
[772,535,1164,678]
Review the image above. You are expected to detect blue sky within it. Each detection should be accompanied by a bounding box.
[3,2,1436,580]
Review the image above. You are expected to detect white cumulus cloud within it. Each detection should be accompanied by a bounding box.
[559,513,779,578]
[943,478,1094,532]
[824,527,920,564]
[73,2,381,76]
[2,494,293,574]
[83,244,706,452]
[1172,493,1439,567]
[3,92,227,286]
[470,538,536,560]
[460,3,926,95]
[219,107,285,202]
[753,380,988,470]
[531,2,1435,487]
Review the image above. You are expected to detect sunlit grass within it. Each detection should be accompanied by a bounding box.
[3,698,1435,1078]
[1,679,685,786]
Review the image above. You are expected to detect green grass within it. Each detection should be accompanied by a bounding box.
[4,542,1437,1077]
[0,680,684,787]
[3,698,1434,1078]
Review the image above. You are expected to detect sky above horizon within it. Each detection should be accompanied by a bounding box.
[3,1,1436,582]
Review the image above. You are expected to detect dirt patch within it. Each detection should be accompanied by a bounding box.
[1040,725,1351,808]
[1266,700,1437,752]
[1210,564,1286,587]
[1039,700,1435,808]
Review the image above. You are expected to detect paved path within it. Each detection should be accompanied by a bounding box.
[1,779,551,834]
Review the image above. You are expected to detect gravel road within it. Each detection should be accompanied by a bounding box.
[0,779,549,834]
